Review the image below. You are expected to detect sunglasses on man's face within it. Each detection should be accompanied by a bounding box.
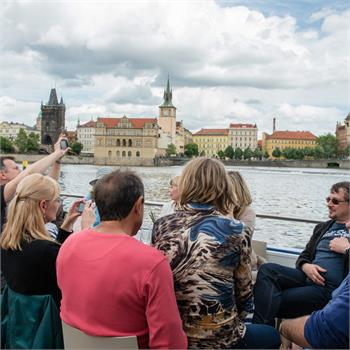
[325,197,348,205]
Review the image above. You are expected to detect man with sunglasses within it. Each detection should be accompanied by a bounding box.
[252,181,350,326]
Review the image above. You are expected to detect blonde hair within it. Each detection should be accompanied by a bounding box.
[1,174,60,250]
[179,158,236,214]
[228,171,252,219]
[170,176,181,187]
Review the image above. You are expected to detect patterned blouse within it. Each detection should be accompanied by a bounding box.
[152,203,253,349]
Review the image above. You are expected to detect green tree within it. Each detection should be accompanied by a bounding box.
[184,143,199,157]
[166,143,177,157]
[314,145,325,159]
[282,147,295,159]
[15,128,28,153]
[0,136,14,153]
[200,150,206,156]
[27,132,40,152]
[263,150,269,159]
[317,134,337,159]
[243,147,253,160]
[253,148,263,160]
[217,150,225,159]
[224,145,234,159]
[71,141,84,155]
[234,147,243,160]
[294,148,305,160]
[303,147,315,159]
[272,147,282,158]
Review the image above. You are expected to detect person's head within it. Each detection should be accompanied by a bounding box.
[179,157,236,214]
[228,171,252,219]
[0,156,20,184]
[0,174,60,250]
[94,169,144,235]
[169,176,181,202]
[327,181,350,223]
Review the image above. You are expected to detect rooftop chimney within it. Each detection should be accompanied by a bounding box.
[273,117,276,133]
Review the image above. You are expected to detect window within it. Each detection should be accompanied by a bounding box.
[122,139,126,147]
[108,151,112,158]
[128,139,132,147]
[116,151,120,157]
[136,151,140,157]
[128,151,132,157]
[117,139,120,146]
[122,151,126,157]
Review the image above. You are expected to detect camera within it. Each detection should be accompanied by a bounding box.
[77,203,85,213]
[60,139,69,150]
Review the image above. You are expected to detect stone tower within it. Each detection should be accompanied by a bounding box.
[158,76,176,145]
[41,88,65,145]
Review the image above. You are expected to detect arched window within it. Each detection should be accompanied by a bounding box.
[122,139,126,147]
[128,139,132,147]
[128,151,132,157]
[116,151,120,157]
[136,151,140,157]
[116,139,120,146]
[108,151,112,158]
[122,151,126,157]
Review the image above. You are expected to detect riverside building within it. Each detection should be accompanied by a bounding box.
[0,121,40,142]
[336,113,350,151]
[229,123,258,150]
[77,120,97,155]
[193,129,229,157]
[262,130,317,159]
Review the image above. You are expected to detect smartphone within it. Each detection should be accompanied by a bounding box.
[60,139,69,150]
[77,203,85,213]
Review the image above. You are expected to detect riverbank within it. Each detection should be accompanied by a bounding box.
[5,153,350,169]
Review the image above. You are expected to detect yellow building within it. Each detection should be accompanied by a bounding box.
[262,130,317,158]
[94,116,164,166]
[193,129,229,157]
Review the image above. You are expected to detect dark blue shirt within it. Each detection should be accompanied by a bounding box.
[312,222,349,288]
[304,273,349,349]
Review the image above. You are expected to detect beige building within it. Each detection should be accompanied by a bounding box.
[336,113,350,150]
[176,121,193,155]
[158,77,177,146]
[94,116,164,166]
[77,120,97,154]
[0,121,40,142]
[262,130,317,159]
[229,123,258,150]
[193,129,229,157]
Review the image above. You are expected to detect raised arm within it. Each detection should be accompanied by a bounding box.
[48,134,69,181]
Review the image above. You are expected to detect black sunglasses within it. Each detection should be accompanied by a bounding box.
[326,197,348,205]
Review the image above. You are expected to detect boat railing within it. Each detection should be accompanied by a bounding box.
[61,192,322,257]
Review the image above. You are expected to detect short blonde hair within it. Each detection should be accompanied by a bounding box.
[179,158,236,214]
[170,176,181,187]
[1,174,60,250]
[228,171,252,218]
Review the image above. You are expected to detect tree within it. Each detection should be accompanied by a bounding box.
[217,150,225,159]
[253,148,263,160]
[184,143,199,157]
[263,151,269,159]
[282,147,295,160]
[224,145,234,159]
[317,134,337,159]
[166,143,177,157]
[0,136,14,153]
[27,132,40,152]
[313,145,325,159]
[303,147,315,159]
[294,148,305,160]
[200,150,206,156]
[71,141,83,155]
[234,147,243,160]
[272,147,282,158]
[15,128,28,153]
[243,147,253,160]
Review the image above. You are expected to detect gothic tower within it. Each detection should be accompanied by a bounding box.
[41,88,66,145]
[159,76,176,145]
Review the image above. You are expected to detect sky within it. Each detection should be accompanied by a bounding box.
[0,0,349,137]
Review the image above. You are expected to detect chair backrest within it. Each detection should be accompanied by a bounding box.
[62,321,138,349]
[252,239,267,260]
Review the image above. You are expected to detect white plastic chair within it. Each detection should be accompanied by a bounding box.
[62,321,138,349]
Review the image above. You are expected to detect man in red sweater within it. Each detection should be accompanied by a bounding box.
[57,170,187,349]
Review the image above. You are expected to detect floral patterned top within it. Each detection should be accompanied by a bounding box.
[152,203,253,349]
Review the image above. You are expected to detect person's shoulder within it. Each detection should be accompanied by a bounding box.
[129,238,167,262]
[314,219,335,231]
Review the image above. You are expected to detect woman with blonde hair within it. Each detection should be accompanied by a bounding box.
[158,175,181,218]
[152,158,280,349]
[1,173,81,306]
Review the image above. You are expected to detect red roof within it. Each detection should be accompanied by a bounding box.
[78,120,96,128]
[194,128,229,136]
[230,123,256,128]
[268,131,317,140]
[97,117,157,129]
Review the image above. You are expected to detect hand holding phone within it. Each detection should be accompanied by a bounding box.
[77,202,85,213]
[60,139,69,150]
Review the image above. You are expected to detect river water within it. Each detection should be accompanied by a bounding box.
[58,164,349,249]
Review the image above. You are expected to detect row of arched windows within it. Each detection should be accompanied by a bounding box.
[108,151,141,158]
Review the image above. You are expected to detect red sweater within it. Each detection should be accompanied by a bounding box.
[57,229,187,349]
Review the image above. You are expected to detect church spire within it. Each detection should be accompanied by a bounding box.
[160,75,174,108]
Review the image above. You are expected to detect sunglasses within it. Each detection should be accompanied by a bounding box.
[325,197,348,205]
